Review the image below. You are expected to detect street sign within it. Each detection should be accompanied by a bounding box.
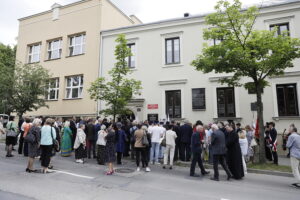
[147,104,158,109]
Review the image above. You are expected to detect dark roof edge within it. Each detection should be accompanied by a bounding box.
[101,0,300,34]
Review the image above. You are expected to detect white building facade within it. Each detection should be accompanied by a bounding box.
[100,0,300,132]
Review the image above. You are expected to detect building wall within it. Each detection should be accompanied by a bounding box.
[101,2,300,134]
[16,0,136,117]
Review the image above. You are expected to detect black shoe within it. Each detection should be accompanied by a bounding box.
[190,174,200,177]
[202,171,210,175]
[163,166,166,169]
[210,177,219,181]
[6,155,13,157]
[26,168,30,172]
[169,166,173,170]
[291,183,300,188]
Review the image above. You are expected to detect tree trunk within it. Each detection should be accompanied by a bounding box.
[256,84,266,163]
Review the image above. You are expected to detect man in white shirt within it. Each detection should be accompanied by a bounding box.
[149,121,164,165]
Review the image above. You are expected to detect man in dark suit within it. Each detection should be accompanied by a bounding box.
[179,120,193,161]
[210,124,231,181]
[269,122,278,165]
[190,125,210,177]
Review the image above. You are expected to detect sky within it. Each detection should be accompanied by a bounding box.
[0,0,282,45]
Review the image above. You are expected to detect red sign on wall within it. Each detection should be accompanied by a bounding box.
[147,104,158,109]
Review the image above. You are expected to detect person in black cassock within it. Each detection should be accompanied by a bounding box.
[225,124,244,180]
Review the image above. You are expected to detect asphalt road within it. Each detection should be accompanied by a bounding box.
[0,143,299,200]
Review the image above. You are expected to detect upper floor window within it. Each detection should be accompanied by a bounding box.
[47,78,59,100]
[270,23,290,36]
[28,43,41,63]
[65,75,83,99]
[126,43,136,68]
[165,37,180,64]
[69,34,86,56]
[47,39,62,60]
[217,87,236,117]
[276,84,299,116]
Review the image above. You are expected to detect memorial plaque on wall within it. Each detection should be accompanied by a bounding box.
[192,88,206,110]
[147,114,158,122]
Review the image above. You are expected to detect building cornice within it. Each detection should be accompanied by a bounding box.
[158,79,188,86]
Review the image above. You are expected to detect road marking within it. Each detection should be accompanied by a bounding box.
[221,199,230,200]
[53,170,94,179]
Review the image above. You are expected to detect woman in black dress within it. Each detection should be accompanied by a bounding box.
[105,125,116,175]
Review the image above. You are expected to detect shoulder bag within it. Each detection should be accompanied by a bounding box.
[160,132,166,147]
[6,122,18,137]
[50,127,60,152]
[24,128,36,144]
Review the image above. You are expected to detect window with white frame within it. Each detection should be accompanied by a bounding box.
[28,43,41,63]
[69,34,86,56]
[126,43,136,68]
[165,37,180,64]
[47,39,62,60]
[65,75,83,99]
[47,78,59,100]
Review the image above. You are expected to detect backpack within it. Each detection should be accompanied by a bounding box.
[130,126,137,144]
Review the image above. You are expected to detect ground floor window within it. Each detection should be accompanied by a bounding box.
[65,75,83,99]
[276,83,299,116]
[217,87,236,117]
[166,90,181,119]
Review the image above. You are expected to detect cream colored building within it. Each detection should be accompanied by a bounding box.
[100,0,300,132]
[16,0,141,118]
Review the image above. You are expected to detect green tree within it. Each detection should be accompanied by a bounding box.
[10,62,51,118]
[0,43,16,114]
[89,34,142,120]
[191,0,300,163]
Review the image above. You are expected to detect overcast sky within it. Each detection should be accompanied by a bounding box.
[0,0,275,45]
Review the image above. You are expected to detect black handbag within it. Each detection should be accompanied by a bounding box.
[142,131,149,146]
[24,129,36,144]
[50,126,60,152]
[160,133,166,147]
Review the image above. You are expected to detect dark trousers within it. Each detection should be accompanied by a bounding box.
[135,147,148,167]
[40,145,53,168]
[190,151,206,175]
[124,141,130,157]
[272,151,278,164]
[23,141,28,157]
[174,143,180,161]
[180,143,191,161]
[117,152,123,164]
[213,154,231,179]
[86,139,96,158]
[18,131,24,154]
[130,143,135,159]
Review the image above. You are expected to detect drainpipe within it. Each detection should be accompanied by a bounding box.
[97,32,104,117]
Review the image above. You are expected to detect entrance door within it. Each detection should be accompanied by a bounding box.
[166,90,181,119]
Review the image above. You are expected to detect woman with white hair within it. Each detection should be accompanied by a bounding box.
[26,118,42,173]
[97,125,107,165]
[61,121,73,157]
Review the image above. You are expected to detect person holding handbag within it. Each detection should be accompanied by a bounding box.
[134,124,151,172]
[5,116,18,157]
[163,125,177,170]
[40,118,56,173]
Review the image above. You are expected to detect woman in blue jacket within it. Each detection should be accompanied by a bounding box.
[115,122,126,165]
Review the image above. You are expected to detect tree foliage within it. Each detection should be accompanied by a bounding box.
[191,0,300,163]
[11,62,51,117]
[0,43,51,116]
[89,34,142,120]
[0,43,16,114]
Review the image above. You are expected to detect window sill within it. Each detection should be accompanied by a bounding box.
[272,116,300,121]
[63,98,83,101]
[66,53,85,58]
[44,58,61,62]
[27,61,40,64]
[213,117,242,122]
[129,68,137,71]
[45,99,59,102]
[163,64,183,68]
[193,109,206,111]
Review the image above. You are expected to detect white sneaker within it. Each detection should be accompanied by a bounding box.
[137,167,140,172]
[78,159,84,164]
[75,159,80,163]
[146,167,151,172]
[155,162,161,165]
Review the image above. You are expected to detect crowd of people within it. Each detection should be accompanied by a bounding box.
[0,116,299,187]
